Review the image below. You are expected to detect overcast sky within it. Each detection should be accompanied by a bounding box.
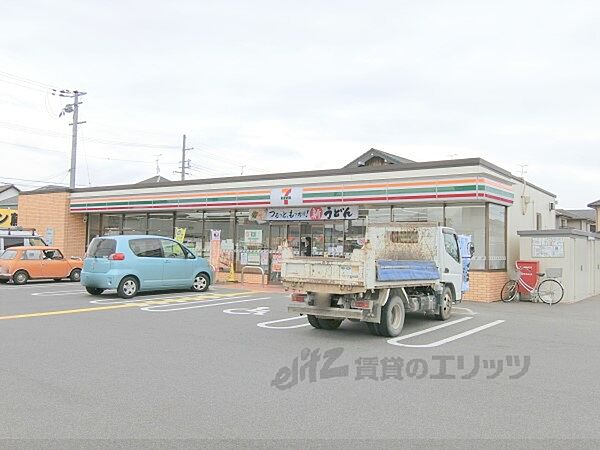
[1,0,599,208]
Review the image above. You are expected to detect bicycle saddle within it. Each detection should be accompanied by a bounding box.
[536,272,545,277]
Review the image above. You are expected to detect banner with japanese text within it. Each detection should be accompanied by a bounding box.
[267,205,358,221]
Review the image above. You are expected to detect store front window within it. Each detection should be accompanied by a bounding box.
[392,206,443,225]
[87,214,101,243]
[123,214,147,235]
[362,207,391,224]
[445,205,486,270]
[204,210,234,272]
[489,204,507,270]
[175,211,204,254]
[148,213,174,237]
[102,214,122,236]
[236,211,269,271]
[345,218,366,254]
[85,200,507,279]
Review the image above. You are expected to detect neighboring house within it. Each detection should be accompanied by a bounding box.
[588,199,600,229]
[136,175,171,185]
[556,208,597,233]
[344,148,415,168]
[0,184,20,207]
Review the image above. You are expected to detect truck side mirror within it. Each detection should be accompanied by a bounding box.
[469,243,475,257]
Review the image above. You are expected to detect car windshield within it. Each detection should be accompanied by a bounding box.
[0,250,17,260]
[87,238,117,258]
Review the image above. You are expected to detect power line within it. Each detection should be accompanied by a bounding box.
[0,139,163,164]
[0,70,59,90]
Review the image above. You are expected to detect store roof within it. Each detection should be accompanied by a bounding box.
[20,152,557,199]
[588,199,600,208]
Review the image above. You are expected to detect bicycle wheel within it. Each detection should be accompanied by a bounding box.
[538,279,564,304]
[500,280,518,302]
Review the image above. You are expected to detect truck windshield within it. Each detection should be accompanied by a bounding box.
[0,250,17,260]
[87,238,117,258]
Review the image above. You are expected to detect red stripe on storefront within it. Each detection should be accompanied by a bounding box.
[483,193,513,204]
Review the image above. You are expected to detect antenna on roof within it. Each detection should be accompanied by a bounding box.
[154,154,162,176]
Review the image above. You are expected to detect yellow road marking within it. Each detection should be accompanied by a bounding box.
[0,303,137,320]
[0,291,265,321]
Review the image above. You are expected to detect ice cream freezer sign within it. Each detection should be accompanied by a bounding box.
[267,205,359,221]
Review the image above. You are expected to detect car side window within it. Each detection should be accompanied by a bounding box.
[161,240,186,259]
[443,233,460,263]
[22,250,43,260]
[129,238,163,257]
[43,250,63,260]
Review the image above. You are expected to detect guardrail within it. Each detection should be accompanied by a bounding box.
[241,266,266,286]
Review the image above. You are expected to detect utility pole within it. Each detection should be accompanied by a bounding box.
[55,89,87,188]
[178,134,193,181]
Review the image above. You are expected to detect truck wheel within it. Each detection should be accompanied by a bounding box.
[307,315,321,329]
[377,295,405,337]
[436,286,454,321]
[317,318,343,330]
[366,322,380,336]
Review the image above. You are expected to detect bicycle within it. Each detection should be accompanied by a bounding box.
[500,264,564,304]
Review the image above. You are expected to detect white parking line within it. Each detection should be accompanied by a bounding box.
[453,307,478,315]
[257,316,311,329]
[2,285,82,292]
[90,293,250,305]
[140,296,271,312]
[387,318,505,348]
[32,290,86,297]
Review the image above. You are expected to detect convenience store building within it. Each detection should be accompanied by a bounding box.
[18,150,557,301]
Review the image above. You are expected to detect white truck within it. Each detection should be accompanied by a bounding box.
[281,223,472,337]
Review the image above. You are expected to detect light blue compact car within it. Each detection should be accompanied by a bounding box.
[81,235,213,299]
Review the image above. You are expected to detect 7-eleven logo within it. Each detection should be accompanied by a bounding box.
[281,188,292,205]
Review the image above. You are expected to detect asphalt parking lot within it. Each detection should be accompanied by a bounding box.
[1,281,599,444]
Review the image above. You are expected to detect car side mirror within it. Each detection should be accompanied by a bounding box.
[469,243,475,257]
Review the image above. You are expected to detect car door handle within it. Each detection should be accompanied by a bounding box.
[444,268,449,273]
[164,260,172,264]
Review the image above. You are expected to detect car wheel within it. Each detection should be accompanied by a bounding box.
[13,270,29,285]
[69,269,82,282]
[86,287,104,296]
[117,276,139,299]
[191,273,209,292]
[435,286,454,321]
